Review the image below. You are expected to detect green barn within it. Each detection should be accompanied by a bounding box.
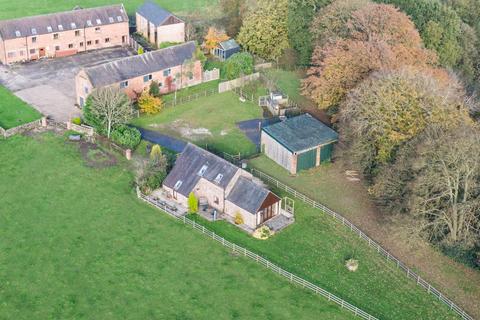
[261,114,338,174]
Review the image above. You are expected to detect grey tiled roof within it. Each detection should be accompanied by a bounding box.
[226,176,269,214]
[163,143,240,197]
[219,39,239,51]
[137,1,182,26]
[84,41,196,87]
[262,114,338,153]
[0,5,128,40]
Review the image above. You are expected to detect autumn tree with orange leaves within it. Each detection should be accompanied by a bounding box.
[204,27,230,52]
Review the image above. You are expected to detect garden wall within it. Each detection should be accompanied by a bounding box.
[1,119,43,138]
[218,73,260,93]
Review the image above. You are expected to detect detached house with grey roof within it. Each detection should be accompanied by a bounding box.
[75,41,202,106]
[163,143,282,230]
[0,4,129,65]
[136,1,185,48]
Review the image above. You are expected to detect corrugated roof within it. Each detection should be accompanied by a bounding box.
[84,41,196,87]
[0,4,128,40]
[163,143,240,197]
[219,39,239,51]
[137,1,182,26]
[262,114,338,153]
[226,176,270,214]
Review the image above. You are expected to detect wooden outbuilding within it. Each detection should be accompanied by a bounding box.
[213,39,240,61]
[261,114,338,174]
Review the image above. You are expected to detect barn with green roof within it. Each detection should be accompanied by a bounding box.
[261,114,338,174]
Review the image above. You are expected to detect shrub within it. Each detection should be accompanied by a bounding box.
[222,52,254,80]
[159,41,181,49]
[149,81,161,97]
[138,90,163,114]
[72,117,82,125]
[188,192,199,213]
[150,144,162,163]
[234,212,244,225]
[138,47,144,55]
[111,125,141,149]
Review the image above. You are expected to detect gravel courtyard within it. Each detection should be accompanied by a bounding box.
[0,47,133,121]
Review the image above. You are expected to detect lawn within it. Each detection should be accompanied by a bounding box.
[0,0,219,20]
[263,69,307,104]
[248,154,480,319]
[0,85,41,129]
[162,79,220,104]
[0,133,354,320]
[133,91,262,156]
[188,196,459,320]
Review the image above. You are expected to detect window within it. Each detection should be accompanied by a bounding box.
[143,74,152,82]
[163,68,171,77]
[47,26,52,33]
[7,52,15,58]
[122,35,127,43]
[214,196,219,205]
[80,42,84,47]
[189,73,194,80]
[86,20,93,27]
[84,87,89,94]
[75,30,80,36]
[15,30,21,37]
[68,43,73,49]
[71,22,77,29]
[105,38,110,43]
[197,165,208,177]
[120,80,128,88]
[95,39,100,45]
[30,49,36,54]
[55,46,60,51]
[53,33,59,39]
[158,82,163,87]
[95,27,101,33]
[19,50,24,56]
[174,180,183,190]
[87,40,92,46]
[109,17,114,23]
[31,28,37,35]
[214,174,223,184]
[117,16,123,22]
[32,36,37,43]
[58,24,63,31]
[96,19,102,25]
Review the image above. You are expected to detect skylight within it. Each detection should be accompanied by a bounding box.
[58,24,64,31]
[109,17,114,23]
[31,28,37,35]
[214,174,223,184]
[117,16,123,22]
[86,20,92,27]
[174,181,183,190]
[47,26,52,32]
[71,22,76,29]
[197,165,208,177]
[96,19,102,25]
[15,30,21,37]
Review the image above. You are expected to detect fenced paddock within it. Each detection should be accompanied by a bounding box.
[163,88,218,108]
[137,191,378,320]
[250,168,473,320]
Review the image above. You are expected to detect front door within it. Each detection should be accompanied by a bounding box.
[39,48,46,57]
[260,205,275,224]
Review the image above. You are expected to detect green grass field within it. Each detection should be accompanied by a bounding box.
[0,0,219,20]
[133,91,262,156]
[0,133,356,319]
[0,86,41,129]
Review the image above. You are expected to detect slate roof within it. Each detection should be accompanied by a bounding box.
[83,41,196,87]
[0,5,128,40]
[219,39,239,51]
[137,1,182,26]
[163,143,240,197]
[226,176,270,214]
[262,114,338,153]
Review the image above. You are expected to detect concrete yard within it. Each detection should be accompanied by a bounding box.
[0,47,134,121]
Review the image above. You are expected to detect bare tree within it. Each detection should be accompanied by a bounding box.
[88,87,134,138]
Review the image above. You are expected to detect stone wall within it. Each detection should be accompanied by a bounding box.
[1,119,43,138]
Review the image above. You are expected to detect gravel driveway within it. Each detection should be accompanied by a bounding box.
[0,47,134,121]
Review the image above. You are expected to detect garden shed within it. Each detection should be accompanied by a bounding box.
[213,39,240,60]
[261,114,338,174]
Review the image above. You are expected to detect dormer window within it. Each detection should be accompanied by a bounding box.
[96,19,102,25]
[71,22,76,29]
[86,20,92,27]
[174,180,183,190]
[214,174,223,184]
[117,16,123,22]
[109,17,114,23]
[31,28,37,35]
[15,30,21,37]
[197,165,208,177]
[58,24,64,31]
[47,26,52,32]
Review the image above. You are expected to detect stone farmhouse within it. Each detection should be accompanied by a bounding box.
[75,41,202,106]
[0,4,129,65]
[163,143,281,230]
[136,1,185,48]
[261,114,339,174]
